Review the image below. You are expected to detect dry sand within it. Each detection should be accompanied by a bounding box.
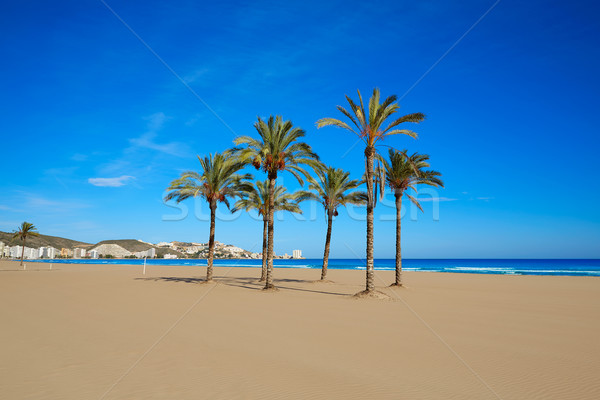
[1,260,599,399]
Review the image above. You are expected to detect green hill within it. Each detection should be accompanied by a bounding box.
[0,231,91,250]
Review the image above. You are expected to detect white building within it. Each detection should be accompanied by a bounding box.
[224,245,244,255]
[9,246,22,258]
[45,247,56,259]
[89,250,99,259]
[73,248,86,258]
[292,249,302,259]
[0,242,5,258]
[163,254,178,259]
[24,247,39,259]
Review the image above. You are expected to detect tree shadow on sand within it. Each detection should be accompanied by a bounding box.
[135,275,349,297]
[135,276,209,284]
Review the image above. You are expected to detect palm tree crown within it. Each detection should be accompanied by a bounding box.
[297,166,366,216]
[379,149,444,210]
[232,180,301,217]
[13,222,39,242]
[316,88,424,148]
[165,153,251,208]
[233,115,320,181]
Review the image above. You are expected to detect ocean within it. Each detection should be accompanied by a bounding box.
[29,258,600,277]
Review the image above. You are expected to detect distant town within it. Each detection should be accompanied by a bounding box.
[0,236,303,261]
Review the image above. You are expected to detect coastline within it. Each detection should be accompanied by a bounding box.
[1,260,599,399]
[20,257,600,277]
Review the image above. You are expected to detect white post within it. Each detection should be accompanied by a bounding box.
[23,263,26,270]
[50,263,53,270]
[143,257,147,275]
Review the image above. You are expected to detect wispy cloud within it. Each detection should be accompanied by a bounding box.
[4,193,92,215]
[88,175,135,187]
[476,197,494,201]
[183,68,210,84]
[70,153,88,161]
[129,132,187,156]
[417,197,458,202]
[128,112,190,157]
[25,196,90,209]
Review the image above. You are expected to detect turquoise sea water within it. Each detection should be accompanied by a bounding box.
[29,258,600,277]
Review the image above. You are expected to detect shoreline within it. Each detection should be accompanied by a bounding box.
[13,257,600,278]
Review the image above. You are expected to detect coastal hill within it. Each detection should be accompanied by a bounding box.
[0,231,91,250]
[91,239,186,258]
[1,231,258,259]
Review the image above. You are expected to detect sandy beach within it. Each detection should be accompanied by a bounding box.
[1,260,599,399]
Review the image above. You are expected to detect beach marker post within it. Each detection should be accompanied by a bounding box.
[50,263,52,270]
[24,263,26,270]
[143,257,147,275]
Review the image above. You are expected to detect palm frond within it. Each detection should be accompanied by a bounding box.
[13,222,39,241]
[317,88,422,153]
[379,149,444,212]
[300,165,365,214]
[164,151,251,207]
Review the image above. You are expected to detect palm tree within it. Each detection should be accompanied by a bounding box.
[233,115,320,290]
[379,149,443,286]
[232,180,302,281]
[165,152,251,282]
[296,167,366,281]
[317,88,424,295]
[13,222,39,266]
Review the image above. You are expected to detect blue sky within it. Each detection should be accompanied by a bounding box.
[1,0,599,258]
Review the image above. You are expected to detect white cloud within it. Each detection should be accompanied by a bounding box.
[88,175,135,187]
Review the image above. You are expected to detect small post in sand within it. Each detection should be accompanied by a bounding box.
[143,257,147,275]
[23,263,26,270]
[49,263,52,270]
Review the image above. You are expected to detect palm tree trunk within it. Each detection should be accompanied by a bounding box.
[392,191,403,286]
[365,146,375,292]
[260,218,268,281]
[321,210,333,280]
[265,175,276,290]
[20,240,26,266]
[206,200,216,281]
